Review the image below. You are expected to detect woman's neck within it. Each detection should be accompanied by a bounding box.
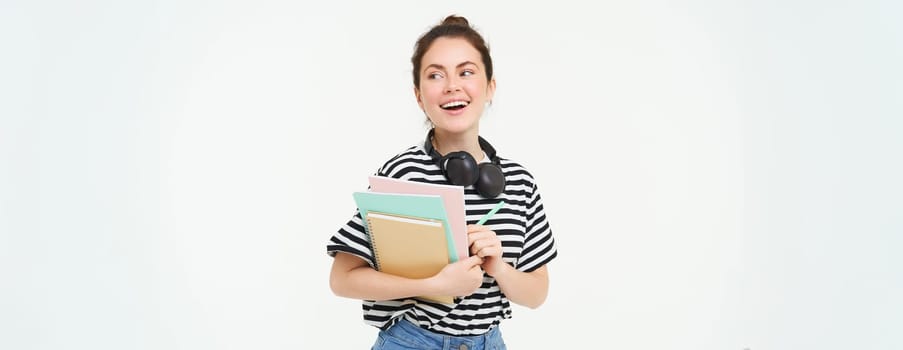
[431,128,483,162]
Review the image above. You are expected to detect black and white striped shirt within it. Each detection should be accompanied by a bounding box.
[326,143,558,336]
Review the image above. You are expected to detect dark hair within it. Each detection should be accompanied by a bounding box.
[411,15,493,88]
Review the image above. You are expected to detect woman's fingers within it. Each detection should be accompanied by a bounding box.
[462,255,483,267]
[469,234,501,257]
[474,246,501,258]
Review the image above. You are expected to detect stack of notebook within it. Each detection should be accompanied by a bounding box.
[352,176,467,304]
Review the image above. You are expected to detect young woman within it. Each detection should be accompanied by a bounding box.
[327,15,558,350]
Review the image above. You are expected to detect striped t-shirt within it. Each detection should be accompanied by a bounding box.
[326,143,558,336]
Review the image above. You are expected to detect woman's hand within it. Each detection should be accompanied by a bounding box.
[428,255,485,297]
[467,224,506,277]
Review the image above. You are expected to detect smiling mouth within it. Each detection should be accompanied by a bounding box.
[440,101,470,111]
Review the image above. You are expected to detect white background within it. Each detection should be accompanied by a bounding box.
[2,1,901,349]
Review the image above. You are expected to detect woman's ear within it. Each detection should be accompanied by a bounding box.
[414,87,424,110]
[486,78,496,102]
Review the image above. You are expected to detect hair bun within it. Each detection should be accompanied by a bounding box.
[441,15,470,27]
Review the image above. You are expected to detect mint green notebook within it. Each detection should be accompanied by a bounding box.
[353,191,459,263]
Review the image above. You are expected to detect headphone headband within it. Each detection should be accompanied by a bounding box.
[423,129,500,165]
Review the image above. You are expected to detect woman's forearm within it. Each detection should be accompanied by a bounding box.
[329,252,435,300]
[492,264,549,309]
[329,252,485,301]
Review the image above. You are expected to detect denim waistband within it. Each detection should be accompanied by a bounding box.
[374,317,506,350]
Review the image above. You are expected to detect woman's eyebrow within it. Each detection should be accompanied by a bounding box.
[423,63,446,72]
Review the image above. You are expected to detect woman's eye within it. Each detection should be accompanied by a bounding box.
[428,72,443,80]
[461,70,474,77]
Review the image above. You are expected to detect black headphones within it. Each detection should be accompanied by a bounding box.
[424,129,506,198]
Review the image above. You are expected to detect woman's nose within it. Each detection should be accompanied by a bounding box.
[444,78,461,93]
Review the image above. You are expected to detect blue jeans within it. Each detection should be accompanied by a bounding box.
[371,318,507,350]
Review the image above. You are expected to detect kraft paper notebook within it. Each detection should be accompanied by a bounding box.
[365,211,453,304]
[368,176,468,261]
[352,191,458,262]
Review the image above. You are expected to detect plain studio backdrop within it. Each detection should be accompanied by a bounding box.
[1,1,901,349]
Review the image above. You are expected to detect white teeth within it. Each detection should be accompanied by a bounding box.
[441,101,469,108]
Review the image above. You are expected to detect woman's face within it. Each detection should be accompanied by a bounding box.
[415,37,495,135]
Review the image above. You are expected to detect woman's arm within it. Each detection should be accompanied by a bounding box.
[468,225,550,309]
[329,252,486,301]
[490,264,549,309]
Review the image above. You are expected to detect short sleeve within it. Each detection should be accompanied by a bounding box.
[516,182,557,272]
[326,210,376,268]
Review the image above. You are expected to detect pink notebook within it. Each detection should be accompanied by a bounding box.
[368,176,468,261]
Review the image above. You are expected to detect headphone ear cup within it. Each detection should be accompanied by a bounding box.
[442,151,479,186]
[476,163,505,198]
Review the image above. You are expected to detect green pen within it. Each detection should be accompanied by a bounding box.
[476,200,505,225]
